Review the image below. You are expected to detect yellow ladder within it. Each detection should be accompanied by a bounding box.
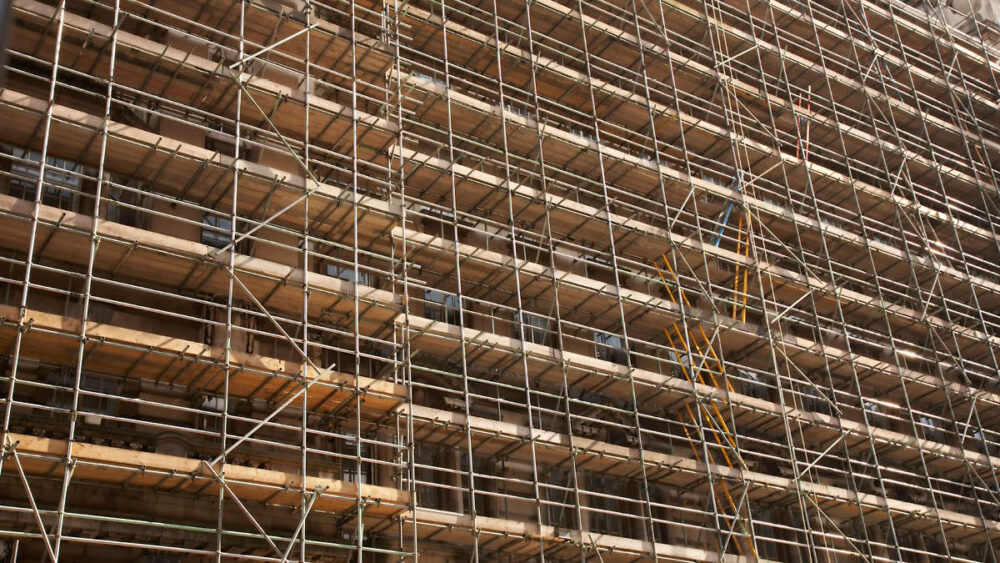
[653,251,756,558]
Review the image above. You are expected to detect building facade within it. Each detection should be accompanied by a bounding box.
[1,0,999,561]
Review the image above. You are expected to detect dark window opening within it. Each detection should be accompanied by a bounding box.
[800,384,833,416]
[202,213,255,255]
[863,400,890,430]
[201,213,232,248]
[106,182,150,228]
[324,262,374,288]
[341,435,372,485]
[425,289,460,326]
[414,443,440,510]
[594,332,629,365]
[514,311,551,346]
[545,470,575,533]
[48,369,120,418]
[738,369,770,400]
[8,148,81,211]
[586,473,621,536]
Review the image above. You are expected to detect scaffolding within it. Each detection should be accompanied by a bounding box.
[0,0,999,560]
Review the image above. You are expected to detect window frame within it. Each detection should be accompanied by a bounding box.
[323,262,374,288]
[594,331,629,365]
[201,213,233,249]
[8,147,81,211]
[514,311,551,346]
[425,289,461,326]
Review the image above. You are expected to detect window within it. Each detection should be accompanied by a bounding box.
[918,414,942,443]
[801,384,833,416]
[753,506,780,560]
[106,183,149,228]
[201,213,232,248]
[458,453,494,516]
[973,429,998,456]
[738,369,769,400]
[425,289,460,325]
[545,469,574,532]
[580,253,635,286]
[586,474,621,535]
[341,435,371,484]
[581,254,613,277]
[204,124,256,161]
[594,332,628,365]
[8,148,80,210]
[412,71,448,88]
[514,312,551,346]
[863,400,888,429]
[506,230,548,263]
[48,369,119,417]
[504,101,529,118]
[202,214,253,254]
[416,205,472,241]
[414,443,440,509]
[324,262,373,288]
